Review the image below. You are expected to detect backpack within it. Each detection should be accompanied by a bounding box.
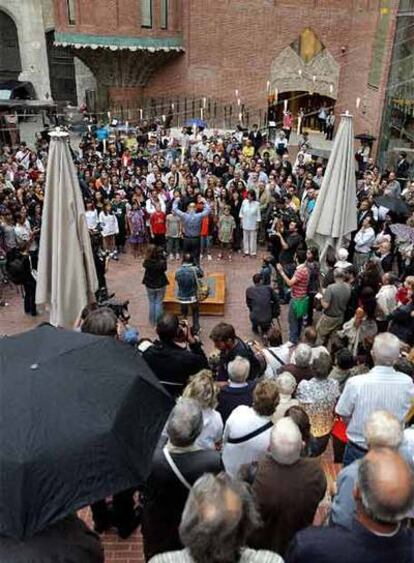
[6,249,27,285]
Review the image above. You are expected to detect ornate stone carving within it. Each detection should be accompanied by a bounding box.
[270,45,340,99]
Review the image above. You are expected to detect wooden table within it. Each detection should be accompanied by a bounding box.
[163,272,226,316]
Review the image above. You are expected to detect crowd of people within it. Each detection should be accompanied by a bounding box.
[1,117,414,562]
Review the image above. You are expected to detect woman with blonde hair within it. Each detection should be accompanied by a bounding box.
[182,370,223,450]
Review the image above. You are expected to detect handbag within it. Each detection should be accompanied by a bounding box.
[29,255,38,282]
[192,268,210,302]
[292,296,309,319]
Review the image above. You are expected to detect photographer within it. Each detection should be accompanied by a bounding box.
[141,313,208,398]
[81,308,141,539]
[90,232,110,302]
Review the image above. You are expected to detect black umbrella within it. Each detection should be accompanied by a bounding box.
[354,133,376,143]
[0,324,174,540]
[374,195,410,216]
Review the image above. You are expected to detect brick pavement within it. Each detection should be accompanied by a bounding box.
[0,248,335,563]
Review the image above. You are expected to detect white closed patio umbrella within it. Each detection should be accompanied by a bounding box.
[36,129,98,328]
[306,112,357,265]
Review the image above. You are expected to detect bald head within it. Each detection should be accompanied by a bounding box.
[356,448,414,524]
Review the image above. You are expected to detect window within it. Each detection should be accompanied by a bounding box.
[141,0,152,28]
[66,0,76,25]
[161,0,168,29]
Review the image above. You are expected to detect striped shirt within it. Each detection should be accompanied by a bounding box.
[336,366,414,447]
[149,548,284,563]
[291,265,309,299]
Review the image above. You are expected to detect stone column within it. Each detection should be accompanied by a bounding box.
[0,0,52,100]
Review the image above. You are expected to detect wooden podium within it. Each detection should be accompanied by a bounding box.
[163,272,226,316]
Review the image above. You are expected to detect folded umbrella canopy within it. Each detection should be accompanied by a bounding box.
[306,112,357,264]
[36,129,98,328]
[0,324,174,540]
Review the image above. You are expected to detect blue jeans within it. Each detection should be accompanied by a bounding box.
[288,299,305,344]
[146,287,166,326]
[343,441,367,467]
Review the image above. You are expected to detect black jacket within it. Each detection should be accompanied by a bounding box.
[143,339,208,397]
[246,284,279,325]
[142,258,169,289]
[141,445,222,560]
[248,130,263,151]
[217,381,255,423]
[216,337,261,382]
[389,303,414,346]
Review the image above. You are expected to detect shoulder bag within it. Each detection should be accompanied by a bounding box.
[163,446,192,490]
[192,268,210,302]
[227,421,273,444]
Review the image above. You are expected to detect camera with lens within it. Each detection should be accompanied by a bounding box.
[98,298,130,323]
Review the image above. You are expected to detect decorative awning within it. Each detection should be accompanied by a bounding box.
[54,31,184,52]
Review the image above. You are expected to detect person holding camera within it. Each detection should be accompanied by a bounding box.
[175,252,202,335]
[141,313,208,398]
[81,308,142,539]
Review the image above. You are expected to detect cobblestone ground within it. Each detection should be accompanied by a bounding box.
[0,248,337,562]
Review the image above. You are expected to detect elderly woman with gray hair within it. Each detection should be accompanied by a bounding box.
[148,473,283,562]
[141,399,222,562]
[272,372,299,422]
[216,356,255,424]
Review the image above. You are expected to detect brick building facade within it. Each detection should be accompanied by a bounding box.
[53,0,398,139]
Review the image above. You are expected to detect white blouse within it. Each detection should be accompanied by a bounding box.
[239,200,261,231]
[222,405,272,478]
[98,211,119,237]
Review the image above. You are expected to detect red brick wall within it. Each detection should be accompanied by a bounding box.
[54,0,182,36]
[144,0,396,137]
[53,0,397,138]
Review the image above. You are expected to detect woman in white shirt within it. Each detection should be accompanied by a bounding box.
[354,215,376,272]
[222,379,279,478]
[182,370,223,450]
[239,190,261,257]
[85,201,99,231]
[98,203,119,257]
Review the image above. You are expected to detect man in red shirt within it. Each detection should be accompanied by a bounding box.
[277,249,309,344]
[150,202,166,247]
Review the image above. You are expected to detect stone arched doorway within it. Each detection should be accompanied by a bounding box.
[0,9,21,81]
[268,29,340,130]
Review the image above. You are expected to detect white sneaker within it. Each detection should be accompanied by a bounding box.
[200,253,204,260]
[175,253,180,260]
[207,254,212,261]
[169,253,174,260]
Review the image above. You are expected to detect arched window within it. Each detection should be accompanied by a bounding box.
[0,10,21,81]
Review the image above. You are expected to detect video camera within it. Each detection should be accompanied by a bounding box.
[98,298,130,323]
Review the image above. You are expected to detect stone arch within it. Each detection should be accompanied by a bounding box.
[0,8,21,80]
[270,45,340,100]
